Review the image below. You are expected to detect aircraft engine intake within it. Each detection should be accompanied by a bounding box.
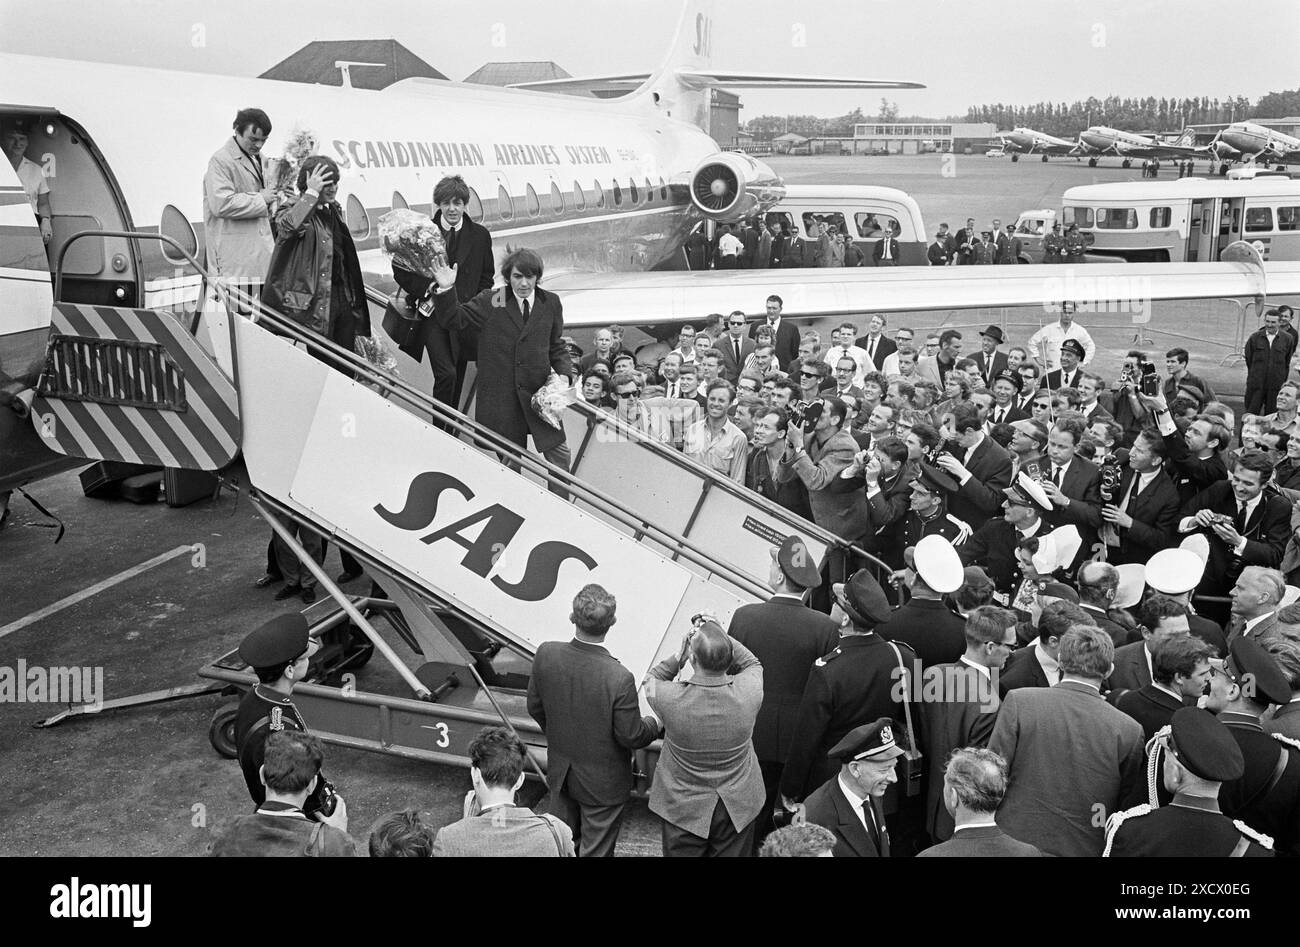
[689,152,784,221]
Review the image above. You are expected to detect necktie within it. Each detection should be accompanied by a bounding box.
[863,798,889,856]
[868,338,876,361]
[883,239,891,260]
[995,408,1005,425]
[445,226,459,261]
[1052,465,1063,487]
[1235,502,1247,533]
[522,298,530,322]
[735,338,743,366]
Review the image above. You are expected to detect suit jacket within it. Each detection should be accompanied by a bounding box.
[953,228,977,264]
[988,402,1028,427]
[717,334,757,383]
[959,517,1027,598]
[946,436,1014,531]
[752,318,800,367]
[645,641,766,837]
[1162,430,1228,505]
[1107,641,1152,696]
[1180,481,1291,596]
[729,597,839,764]
[972,349,1009,388]
[745,446,814,521]
[1045,456,1102,571]
[871,236,901,265]
[920,661,1000,840]
[753,231,773,269]
[877,597,967,669]
[918,824,1044,857]
[1079,602,1138,647]
[989,680,1146,856]
[780,633,918,800]
[432,806,575,857]
[832,461,915,561]
[997,645,1052,697]
[434,285,572,452]
[1105,466,1180,565]
[926,242,950,266]
[780,235,812,268]
[526,640,658,806]
[1040,366,1084,390]
[802,774,883,857]
[854,334,897,371]
[916,354,952,389]
[1190,611,1229,657]
[1115,682,1190,741]
[777,429,872,543]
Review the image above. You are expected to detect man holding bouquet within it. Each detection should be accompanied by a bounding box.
[393,175,494,411]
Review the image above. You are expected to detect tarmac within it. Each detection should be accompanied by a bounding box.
[0,152,1274,857]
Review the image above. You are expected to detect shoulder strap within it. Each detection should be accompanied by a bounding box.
[537,814,567,856]
[304,822,324,857]
[886,641,920,760]
[1232,819,1274,852]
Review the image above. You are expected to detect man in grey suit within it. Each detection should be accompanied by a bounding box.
[645,619,766,856]
[989,625,1146,856]
[527,584,659,857]
[918,748,1044,857]
[432,727,575,857]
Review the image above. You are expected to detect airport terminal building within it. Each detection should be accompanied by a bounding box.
[848,122,997,155]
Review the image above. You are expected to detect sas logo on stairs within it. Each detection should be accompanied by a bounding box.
[375,471,597,602]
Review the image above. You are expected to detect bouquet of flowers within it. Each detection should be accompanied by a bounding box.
[378,209,448,279]
[354,334,399,376]
[266,125,318,195]
[532,372,573,431]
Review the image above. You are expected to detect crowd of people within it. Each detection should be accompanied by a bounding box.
[195,107,1300,857]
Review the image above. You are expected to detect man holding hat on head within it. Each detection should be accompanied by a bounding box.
[972,326,1009,389]
[989,369,1028,427]
[729,536,841,842]
[879,535,968,668]
[799,718,906,857]
[1103,707,1273,856]
[934,403,1015,532]
[960,472,1054,603]
[900,463,972,555]
[780,570,917,808]
[1145,546,1228,656]
[1204,637,1300,855]
[234,613,321,808]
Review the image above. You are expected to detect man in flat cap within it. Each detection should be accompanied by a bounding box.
[1204,637,1300,855]
[899,463,972,554]
[799,718,906,857]
[779,571,917,818]
[1104,707,1273,856]
[972,326,1009,390]
[960,472,1054,604]
[989,369,1028,427]
[879,535,968,668]
[729,536,840,842]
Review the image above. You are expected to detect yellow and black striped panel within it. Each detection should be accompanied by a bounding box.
[32,303,241,471]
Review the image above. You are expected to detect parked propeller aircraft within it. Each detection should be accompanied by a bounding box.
[999,127,1081,162]
[1075,125,1204,167]
[1210,121,1300,173]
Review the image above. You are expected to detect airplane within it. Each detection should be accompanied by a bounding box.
[1209,121,1300,174]
[1076,125,1203,168]
[998,127,1081,162]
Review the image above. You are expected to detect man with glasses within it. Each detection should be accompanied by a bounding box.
[718,311,756,384]
[684,379,748,483]
[960,472,1053,603]
[831,355,865,404]
[823,323,869,388]
[920,606,1019,843]
[797,360,830,402]
[674,325,697,365]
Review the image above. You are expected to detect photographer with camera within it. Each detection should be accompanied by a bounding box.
[1099,428,1182,566]
[834,435,915,564]
[934,403,1014,532]
[1137,388,1230,505]
[210,731,354,857]
[1101,351,1158,448]
[778,396,871,546]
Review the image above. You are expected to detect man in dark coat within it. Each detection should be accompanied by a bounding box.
[397,176,493,409]
[877,535,968,668]
[433,247,574,485]
[750,294,800,368]
[1040,416,1102,573]
[1114,634,1211,740]
[1100,429,1181,565]
[527,584,659,857]
[799,719,906,857]
[1244,308,1296,415]
[959,473,1053,602]
[934,403,1014,532]
[728,536,839,842]
[971,325,1009,389]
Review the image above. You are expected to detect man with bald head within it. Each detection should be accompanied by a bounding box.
[1076,561,1136,647]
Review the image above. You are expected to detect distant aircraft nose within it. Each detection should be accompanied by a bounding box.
[1081,130,1110,149]
[1222,126,1268,154]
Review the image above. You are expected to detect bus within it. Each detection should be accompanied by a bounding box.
[764,185,928,266]
[1058,177,1300,262]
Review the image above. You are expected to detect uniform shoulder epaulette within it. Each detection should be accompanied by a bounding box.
[945,514,973,544]
[1101,803,1152,857]
[815,647,842,668]
[1270,732,1300,752]
[1233,820,1274,850]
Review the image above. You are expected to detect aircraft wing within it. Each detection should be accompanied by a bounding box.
[510,71,925,92]
[1116,142,1207,159]
[546,261,1300,327]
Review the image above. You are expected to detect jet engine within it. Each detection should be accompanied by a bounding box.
[689,152,784,221]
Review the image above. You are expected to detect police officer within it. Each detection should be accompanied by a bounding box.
[234,613,321,807]
[1103,707,1273,856]
[798,718,906,857]
[1207,636,1300,855]
[1064,223,1087,263]
[900,464,972,552]
[1043,222,1064,264]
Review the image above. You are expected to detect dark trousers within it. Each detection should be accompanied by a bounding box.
[661,798,755,857]
[423,322,461,409]
[550,780,626,858]
[754,759,784,844]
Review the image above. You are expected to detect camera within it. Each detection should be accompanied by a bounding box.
[787,399,824,432]
[1021,459,1044,483]
[304,774,338,818]
[1099,452,1124,502]
[1120,359,1160,395]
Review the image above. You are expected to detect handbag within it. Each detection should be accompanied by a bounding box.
[886,641,924,798]
[382,290,429,360]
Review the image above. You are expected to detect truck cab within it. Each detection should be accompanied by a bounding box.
[1012,209,1055,262]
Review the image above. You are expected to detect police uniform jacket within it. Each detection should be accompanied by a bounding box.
[234,686,308,806]
[728,596,840,764]
[946,436,1014,530]
[920,661,1000,841]
[877,597,967,669]
[1179,481,1291,597]
[801,774,884,857]
[959,516,1031,598]
[1105,793,1273,857]
[900,505,972,565]
[1218,712,1300,856]
[779,633,918,801]
[1266,701,1300,742]
[1039,366,1084,391]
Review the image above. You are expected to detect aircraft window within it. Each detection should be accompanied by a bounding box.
[525,184,541,218]
[1096,208,1138,230]
[497,184,514,221]
[1279,207,1300,232]
[854,212,897,238]
[1149,207,1171,229]
[467,188,484,219]
[659,177,667,200]
[629,179,640,204]
[159,204,198,264]
[1245,207,1274,232]
[613,181,623,206]
[573,182,587,211]
[1064,206,1094,228]
[645,178,654,203]
[345,194,370,238]
[593,180,605,208]
[549,182,564,215]
[391,191,409,211]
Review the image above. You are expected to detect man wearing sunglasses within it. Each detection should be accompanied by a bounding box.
[718,311,756,384]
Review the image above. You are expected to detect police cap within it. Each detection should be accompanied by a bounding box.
[772,534,822,589]
[1003,471,1052,511]
[915,462,959,494]
[832,569,892,628]
[1227,636,1292,707]
[1060,339,1086,359]
[914,534,963,594]
[239,613,311,670]
[994,368,1023,392]
[1168,707,1245,783]
[829,717,906,763]
[1145,547,1205,595]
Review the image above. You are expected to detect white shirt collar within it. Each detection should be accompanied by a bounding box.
[1244,611,1276,633]
[1152,681,1184,701]
[1035,643,1060,682]
[1019,517,1043,540]
[953,820,999,832]
[1238,492,1263,521]
[443,218,463,233]
[516,291,535,309]
[959,655,992,678]
[837,774,872,835]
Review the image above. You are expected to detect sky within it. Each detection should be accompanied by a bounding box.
[3,0,1297,121]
